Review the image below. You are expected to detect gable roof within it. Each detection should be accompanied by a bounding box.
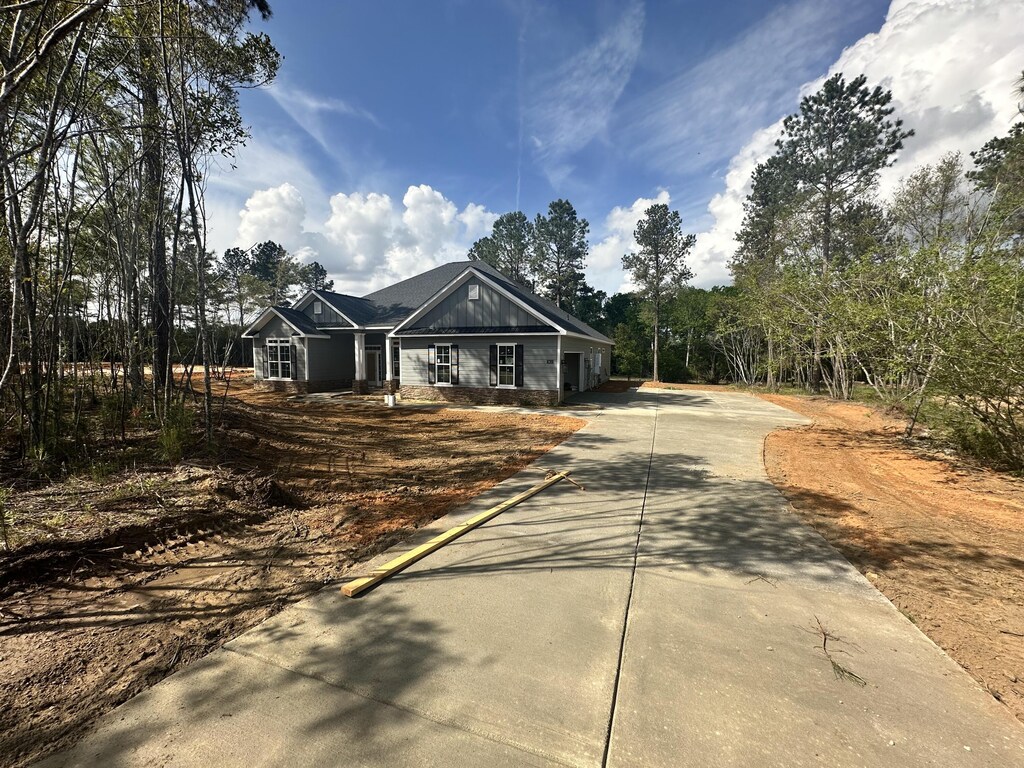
[313,290,379,326]
[242,305,329,338]
[246,260,613,344]
[361,261,473,326]
[469,261,613,343]
[359,260,612,343]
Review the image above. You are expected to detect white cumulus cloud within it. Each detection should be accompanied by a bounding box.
[691,0,1024,287]
[590,189,672,294]
[230,183,500,295]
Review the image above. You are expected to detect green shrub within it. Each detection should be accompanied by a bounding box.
[158,404,194,464]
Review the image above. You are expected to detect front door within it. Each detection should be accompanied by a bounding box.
[365,349,381,386]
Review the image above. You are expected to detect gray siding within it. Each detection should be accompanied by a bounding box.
[400,336,559,390]
[305,331,388,382]
[561,336,612,392]
[301,298,351,327]
[413,279,552,330]
[306,332,355,381]
[252,316,306,381]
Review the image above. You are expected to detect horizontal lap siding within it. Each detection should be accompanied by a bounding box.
[400,336,558,390]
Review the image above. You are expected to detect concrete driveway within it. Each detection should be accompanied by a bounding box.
[40,389,1024,767]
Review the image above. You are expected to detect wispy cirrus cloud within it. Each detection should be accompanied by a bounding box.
[524,0,645,186]
[621,0,877,176]
[266,80,380,160]
[689,0,1024,288]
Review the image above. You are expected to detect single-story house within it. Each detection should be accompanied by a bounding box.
[241,260,613,405]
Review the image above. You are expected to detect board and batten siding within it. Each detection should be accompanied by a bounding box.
[252,316,307,381]
[400,336,558,390]
[301,298,351,327]
[413,278,553,330]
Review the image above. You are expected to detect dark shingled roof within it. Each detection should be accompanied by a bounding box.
[359,260,613,344]
[395,326,557,336]
[469,261,613,344]
[272,306,326,336]
[361,261,473,326]
[314,291,378,326]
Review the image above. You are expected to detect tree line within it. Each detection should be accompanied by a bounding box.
[467,200,606,327]
[592,72,1024,471]
[0,0,282,466]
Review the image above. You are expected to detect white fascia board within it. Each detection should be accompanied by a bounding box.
[470,269,568,333]
[292,290,318,312]
[241,307,276,337]
[389,267,476,334]
[242,307,328,339]
[394,331,560,338]
[391,266,559,335]
[560,329,615,346]
[311,290,359,328]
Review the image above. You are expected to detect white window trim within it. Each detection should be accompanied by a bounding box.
[497,343,516,389]
[468,283,480,300]
[265,338,292,380]
[313,300,323,315]
[435,343,453,386]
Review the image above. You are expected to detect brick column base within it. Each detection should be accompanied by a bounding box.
[352,379,369,394]
[383,379,399,394]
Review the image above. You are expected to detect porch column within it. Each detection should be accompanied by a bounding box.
[353,331,368,394]
[383,335,396,404]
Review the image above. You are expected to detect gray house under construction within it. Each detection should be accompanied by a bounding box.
[242,261,613,406]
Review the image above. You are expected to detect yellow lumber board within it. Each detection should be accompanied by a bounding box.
[341,470,571,598]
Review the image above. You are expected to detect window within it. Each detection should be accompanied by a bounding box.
[266,339,291,379]
[392,343,401,378]
[497,344,515,386]
[436,343,452,384]
[468,283,480,300]
[313,300,323,316]
[490,343,522,387]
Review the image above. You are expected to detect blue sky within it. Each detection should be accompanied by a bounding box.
[206,0,1024,295]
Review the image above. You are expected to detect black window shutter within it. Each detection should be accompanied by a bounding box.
[427,344,436,385]
[290,343,297,379]
[451,345,459,385]
[489,344,498,386]
[514,344,525,387]
[263,344,269,378]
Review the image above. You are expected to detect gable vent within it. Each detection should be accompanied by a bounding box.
[468,284,480,300]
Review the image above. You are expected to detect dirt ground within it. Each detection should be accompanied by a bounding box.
[638,381,732,392]
[758,393,1024,724]
[0,382,583,768]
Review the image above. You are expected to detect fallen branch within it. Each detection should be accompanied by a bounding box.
[814,616,867,687]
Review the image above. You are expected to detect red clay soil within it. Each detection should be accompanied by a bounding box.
[0,385,584,768]
[757,393,1024,724]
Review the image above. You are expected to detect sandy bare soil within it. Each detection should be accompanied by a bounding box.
[0,384,583,768]
[638,381,731,391]
[757,393,1024,724]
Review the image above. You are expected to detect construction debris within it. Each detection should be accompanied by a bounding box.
[342,470,580,597]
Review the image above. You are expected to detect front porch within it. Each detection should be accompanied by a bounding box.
[253,329,399,395]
